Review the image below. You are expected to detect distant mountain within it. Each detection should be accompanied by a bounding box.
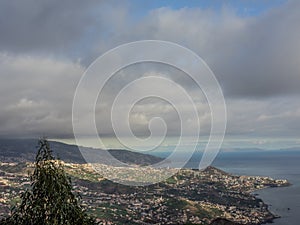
[0,139,163,165]
[221,147,300,154]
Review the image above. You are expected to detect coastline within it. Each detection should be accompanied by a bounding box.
[216,167,292,225]
[253,191,280,224]
[0,161,291,225]
[253,186,291,225]
[250,182,292,224]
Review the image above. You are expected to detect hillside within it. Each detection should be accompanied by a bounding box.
[0,139,162,165]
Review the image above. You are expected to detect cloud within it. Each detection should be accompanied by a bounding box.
[0,0,107,57]
[225,97,300,137]
[0,0,300,140]
[88,1,300,99]
[88,1,300,138]
[0,53,84,137]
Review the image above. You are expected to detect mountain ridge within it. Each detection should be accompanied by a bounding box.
[0,139,162,165]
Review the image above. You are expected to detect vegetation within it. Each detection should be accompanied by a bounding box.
[1,139,97,225]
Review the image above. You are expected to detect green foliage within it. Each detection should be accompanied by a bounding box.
[1,139,97,225]
[165,198,188,209]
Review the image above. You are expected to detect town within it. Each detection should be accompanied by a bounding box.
[0,161,290,225]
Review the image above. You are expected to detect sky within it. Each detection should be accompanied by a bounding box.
[0,0,300,149]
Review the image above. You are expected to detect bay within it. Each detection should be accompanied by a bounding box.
[214,151,300,225]
[182,150,300,225]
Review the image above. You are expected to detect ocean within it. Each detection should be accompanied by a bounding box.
[152,149,300,224]
[189,150,300,225]
[59,138,300,224]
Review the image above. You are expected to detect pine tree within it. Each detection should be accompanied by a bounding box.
[1,139,97,225]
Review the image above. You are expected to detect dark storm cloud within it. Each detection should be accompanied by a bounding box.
[210,0,300,98]
[0,0,101,55]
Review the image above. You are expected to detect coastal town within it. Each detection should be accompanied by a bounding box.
[0,161,290,225]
